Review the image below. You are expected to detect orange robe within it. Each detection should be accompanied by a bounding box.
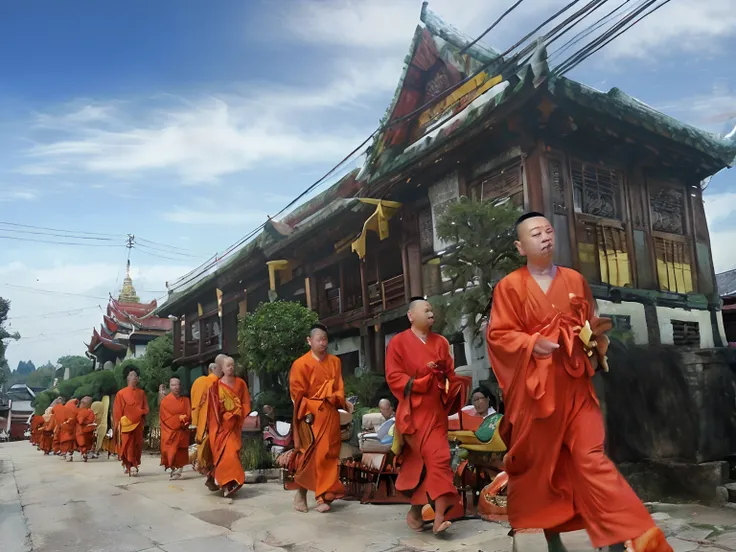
[30,415,44,445]
[40,409,55,454]
[160,394,192,470]
[113,387,149,471]
[488,266,657,548]
[289,352,347,503]
[59,399,79,454]
[207,377,250,491]
[386,330,468,505]
[191,373,218,472]
[52,403,66,454]
[75,407,97,455]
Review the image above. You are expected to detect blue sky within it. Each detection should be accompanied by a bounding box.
[1,0,735,369]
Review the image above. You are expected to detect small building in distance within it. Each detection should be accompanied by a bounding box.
[86,261,172,370]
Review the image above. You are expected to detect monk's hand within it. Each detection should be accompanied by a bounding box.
[345,401,354,414]
[533,337,560,357]
[305,414,314,425]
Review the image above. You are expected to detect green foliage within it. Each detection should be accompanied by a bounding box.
[253,389,293,419]
[16,360,36,375]
[26,363,55,390]
[57,355,93,379]
[0,296,20,389]
[56,369,118,401]
[140,333,174,395]
[239,436,274,471]
[33,390,59,415]
[238,301,318,389]
[434,197,523,342]
[344,372,387,409]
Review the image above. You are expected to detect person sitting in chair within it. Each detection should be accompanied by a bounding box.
[470,386,497,419]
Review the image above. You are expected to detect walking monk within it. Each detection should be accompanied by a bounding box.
[488,212,672,552]
[386,299,469,534]
[52,397,66,455]
[191,362,221,485]
[113,365,149,476]
[59,398,79,461]
[206,354,250,497]
[30,414,44,448]
[40,399,60,455]
[160,377,191,479]
[76,396,97,461]
[290,324,353,514]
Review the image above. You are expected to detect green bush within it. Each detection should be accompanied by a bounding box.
[239,436,274,471]
[344,372,387,409]
[56,369,120,402]
[33,389,59,415]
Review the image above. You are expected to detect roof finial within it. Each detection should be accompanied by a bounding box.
[119,259,140,303]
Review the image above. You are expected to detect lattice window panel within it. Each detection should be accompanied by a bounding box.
[654,237,694,293]
[650,185,685,235]
[578,223,632,287]
[571,160,622,219]
[672,320,700,347]
[472,165,522,202]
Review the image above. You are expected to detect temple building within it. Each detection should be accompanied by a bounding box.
[86,261,172,370]
[157,3,736,390]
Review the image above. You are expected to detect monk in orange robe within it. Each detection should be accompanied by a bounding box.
[160,377,192,479]
[59,398,79,461]
[113,366,149,476]
[40,399,61,455]
[290,324,353,514]
[30,415,44,447]
[52,398,66,456]
[488,212,672,552]
[191,362,221,485]
[386,299,468,534]
[75,396,97,461]
[206,354,251,497]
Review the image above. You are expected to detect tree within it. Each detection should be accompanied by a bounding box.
[57,355,93,380]
[239,300,318,393]
[433,197,523,343]
[26,362,55,390]
[0,296,20,389]
[16,360,36,376]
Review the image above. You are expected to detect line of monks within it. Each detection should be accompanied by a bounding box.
[26,211,674,551]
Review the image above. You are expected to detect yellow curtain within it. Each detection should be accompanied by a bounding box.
[351,199,402,260]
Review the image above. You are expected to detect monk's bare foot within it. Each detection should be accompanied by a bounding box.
[315,502,331,513]
[407,506,425,532]
[293,489,308,513]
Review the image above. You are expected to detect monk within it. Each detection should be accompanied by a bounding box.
[40,400,60,455]
[290,324,353,514]
[206,354,251,497]
[76,396,97,461]
[59,398,79,461]
[160,377,192,479]
[113,366,149,476]
[30,415,44,448]
[386,298,469,534]
[487,212,672,552]
[191,362,221,484]
[51,397,66,456]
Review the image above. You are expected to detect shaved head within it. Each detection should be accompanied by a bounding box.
[169,377,181,396]
[307,324,329,357]
[378,398,394,419]
[213,355,226,378]
[216,355,235,378]
[407,297,434,331]
[80,396,93,408]
[208,363,216,374]
[514,212,555,265]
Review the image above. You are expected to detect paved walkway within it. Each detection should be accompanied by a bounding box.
[2,441,736,552]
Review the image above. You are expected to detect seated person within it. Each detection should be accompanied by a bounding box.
[359,398,396,452]
[448,386,498,432]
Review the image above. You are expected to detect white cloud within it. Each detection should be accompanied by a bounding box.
[0,260,189,370]
[657,82,736,132]
[704,190,736,273]
[163,205,268,226]
[0,188,38,202]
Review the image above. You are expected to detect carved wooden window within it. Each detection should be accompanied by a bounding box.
[425,67,452,102]
[653,235,694,294]
[650,184,686,235]
[549,157,566,214]
[470,164,523,206]
[570,160,622,219]
[419,207,434,255]
[672,320,700,347]
[577,221,632,287]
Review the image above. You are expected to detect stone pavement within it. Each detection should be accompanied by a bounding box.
[2,441,736,552]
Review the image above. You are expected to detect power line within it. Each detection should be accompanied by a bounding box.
[7,305,102,321]
[0,220,118,238]
[132,245,195,263]
[135,236,201,255]
[133,241,205,259]
[0,283,108,300]
[460,0,526,54]
[0,226,119,241]
[0,235,125,247]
